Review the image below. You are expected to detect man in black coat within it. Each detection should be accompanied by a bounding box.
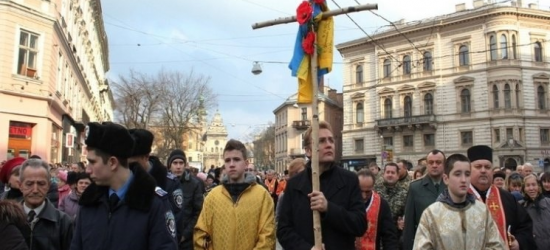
[70,122,177,250]
[277,121,367,250]
[467,145,536,250]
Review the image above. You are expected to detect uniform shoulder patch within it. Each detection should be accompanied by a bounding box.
[155,186,168,197]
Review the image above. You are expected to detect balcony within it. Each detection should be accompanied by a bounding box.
[375,114,437,132]
[292,120,311,130]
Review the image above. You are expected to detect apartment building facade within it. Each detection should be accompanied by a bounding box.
[0,0,113,163]
[337,1,550,172]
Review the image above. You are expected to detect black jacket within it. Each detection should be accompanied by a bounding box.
[277,163,367,250]
[149,156,184,240]
[70,163,178,250]
[370,195,398,250]
[24,199,73,250]
[178,169,204,250]
[497,188,537,250]
[0,222,29,250]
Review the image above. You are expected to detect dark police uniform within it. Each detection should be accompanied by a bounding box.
[70,122,177,250]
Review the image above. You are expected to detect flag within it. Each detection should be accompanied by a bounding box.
[289,1,334,104]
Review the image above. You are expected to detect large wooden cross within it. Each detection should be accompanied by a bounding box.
[252,2,378,248]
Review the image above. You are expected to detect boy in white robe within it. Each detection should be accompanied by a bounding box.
[413,153,505,250]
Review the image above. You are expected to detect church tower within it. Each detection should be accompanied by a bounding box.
[203,110,228,169]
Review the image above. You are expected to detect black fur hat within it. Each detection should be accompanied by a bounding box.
[84,122,135,158]
[128,129,154,156]
[467,145,493,163]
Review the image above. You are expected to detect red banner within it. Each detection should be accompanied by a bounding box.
[9,126,32,137]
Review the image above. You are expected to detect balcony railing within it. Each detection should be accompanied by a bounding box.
[292,120,311,130]
[376,114,436,128]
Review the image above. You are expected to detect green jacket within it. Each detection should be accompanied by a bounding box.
[402,175,445,250]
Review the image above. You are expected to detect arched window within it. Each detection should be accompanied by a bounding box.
[504,84,511,109]
[512,35,517,59]
[461,88,471,113]
[515,84,520,108]
[384,98,393,118]
[493,85,499,109]
[459,45,469,66]
[404,96,412,117]
[383,59,391,78]
[534,42,543,62]
[423,51,432,71]
[538,85,546,109]
[356,65,363,84]
[500,34,508,59]
[403,55,411,75]
[490,35,497,61]
[356,103,364,123]
[424,93,433,115]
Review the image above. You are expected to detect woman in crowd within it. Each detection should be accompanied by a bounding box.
[492,171,506,189]
[522,174,550,249]
[59,172,92,219]
[505,172,524,202]
[0,157,26,201]
[57,170,71,207]
[541,172,550,198]
[0,200,29,250]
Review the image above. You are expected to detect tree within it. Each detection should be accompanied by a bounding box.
[112,69,216,160]
[252,124,275,170]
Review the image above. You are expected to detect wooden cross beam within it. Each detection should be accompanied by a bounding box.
[251,2,378,249]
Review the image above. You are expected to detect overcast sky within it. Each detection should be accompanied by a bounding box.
[101,0,547,141]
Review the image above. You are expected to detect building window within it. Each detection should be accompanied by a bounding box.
[356,65,363,84]
[424,134,435,147]
[461,131,473,146]
[506,128,513,139]
[461,88,471,113]
[423,51,432,71]
[489,35,497,61]
[403,55,411,75]
[403,135,414,147]
[500,34,508,59]
[519,128,524,142]
[538,85,546,110]
[354,139,364,153]
[17,30,39,77]
[383,59,391,78]
[515,84,521,108]
[424,93,433,115]
[504,84,511,109]
[383,137,393,147]
[459,45,469,66]
[494,128,500,143]
[511,35,517,59]
[404,96,412,117]
[301,107,307,120]
[356,103,364,123]
[384,98,393,118]
[541,129,549,144]
[534,42,543,62]
[493,85,499,108]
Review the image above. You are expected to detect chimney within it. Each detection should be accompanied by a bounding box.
[456,3,466,11]
[528,3,538,9]
[473,0,485,8]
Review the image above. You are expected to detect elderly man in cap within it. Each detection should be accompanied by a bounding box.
[467,145,536,250]
[70,122,177,250]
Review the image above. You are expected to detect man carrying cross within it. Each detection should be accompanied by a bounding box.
[467,145,536,250]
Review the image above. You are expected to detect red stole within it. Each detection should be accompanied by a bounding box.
[469,185,508,248]
[359,191,381,250]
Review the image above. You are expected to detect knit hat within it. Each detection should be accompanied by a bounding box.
[85,122,135,158]
[75,172,92,183]
[128,129,154,156]
[467,145,493,163]
[58,170,68,182]
[0,157,26,183]
[493,171,506,180]
[197,172,207,181]
[207,174,215,181]
[167,149,187,167]
[67,171,79,185]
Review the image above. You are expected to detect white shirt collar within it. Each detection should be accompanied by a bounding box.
[23,200,46,216]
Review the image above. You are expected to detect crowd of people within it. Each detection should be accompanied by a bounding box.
[0,120,549,250]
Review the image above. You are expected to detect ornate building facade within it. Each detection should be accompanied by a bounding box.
[0,0,113,163]
[202,111,228,169]
[337,1,550,172]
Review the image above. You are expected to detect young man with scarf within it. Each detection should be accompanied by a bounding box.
[413,153,504,249]
[467,145,536,250]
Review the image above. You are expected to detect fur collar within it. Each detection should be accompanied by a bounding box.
[79,162,156,212]
[148,156,168,189]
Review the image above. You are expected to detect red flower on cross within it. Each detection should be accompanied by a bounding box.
[296,1,313,25]
[302,31,316,55]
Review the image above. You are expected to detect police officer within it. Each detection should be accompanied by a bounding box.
[128,129,184,241]
[70,122,177,250]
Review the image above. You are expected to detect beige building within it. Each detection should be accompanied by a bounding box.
[273,86,343,174]
[0,0,112,163]
[337,1,550,172]
[202,111,228,169]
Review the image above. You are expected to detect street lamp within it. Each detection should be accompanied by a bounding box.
[251,62,262,75]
